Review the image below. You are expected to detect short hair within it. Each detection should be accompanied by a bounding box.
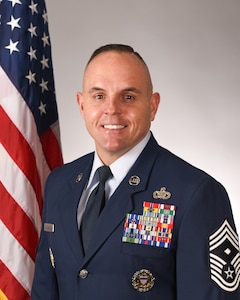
[86,44,147,66]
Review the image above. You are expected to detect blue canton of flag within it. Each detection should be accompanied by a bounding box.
[0,0,58,137]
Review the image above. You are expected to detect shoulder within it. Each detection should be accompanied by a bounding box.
[148,134,222,189]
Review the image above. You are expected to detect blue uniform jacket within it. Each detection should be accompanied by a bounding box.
[31,134,240,299]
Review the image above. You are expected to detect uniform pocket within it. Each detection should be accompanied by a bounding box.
[121,240,174,259]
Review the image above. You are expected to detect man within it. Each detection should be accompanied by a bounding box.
[31,44,240,299]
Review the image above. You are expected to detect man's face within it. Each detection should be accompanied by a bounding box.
[77,51,160,164]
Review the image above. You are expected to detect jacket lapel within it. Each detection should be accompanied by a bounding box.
[58,157,93,263]
[81,135,161,266]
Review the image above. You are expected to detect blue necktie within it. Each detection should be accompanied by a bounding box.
[81,166,112,253]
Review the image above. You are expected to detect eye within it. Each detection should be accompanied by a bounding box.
[94,94,104,100]
[124,94,135,101]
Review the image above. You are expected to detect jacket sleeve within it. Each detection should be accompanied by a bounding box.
[176,178,240,299]
[31,179,59,300]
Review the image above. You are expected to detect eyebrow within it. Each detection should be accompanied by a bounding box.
[122,87,141,94]
[88,87,106,93]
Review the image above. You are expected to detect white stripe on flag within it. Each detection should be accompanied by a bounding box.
[0,144,42,234]
[0,220,35,294]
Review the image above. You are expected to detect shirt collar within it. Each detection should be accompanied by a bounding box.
[110,132,151,186]
[87,131,151,189]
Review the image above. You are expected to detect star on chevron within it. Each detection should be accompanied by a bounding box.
[27,46,37,61]
[26,70,36,85]
[7,15,21,31]
[38,101,47,115]
[40,78,48,92]
[29,0,38,15]
[224,266,234,279]
[5,39,20,54]
[28,23,37,38]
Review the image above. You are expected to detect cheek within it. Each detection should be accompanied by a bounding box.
[83,109,101,133]
[81,103,96,120]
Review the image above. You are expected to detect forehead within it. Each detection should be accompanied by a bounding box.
[83,51,151,89]
[85,51,147,73]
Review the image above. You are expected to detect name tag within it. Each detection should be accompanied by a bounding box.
[44,223,55,233]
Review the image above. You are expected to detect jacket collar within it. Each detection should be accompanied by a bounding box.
[59,134,161,266]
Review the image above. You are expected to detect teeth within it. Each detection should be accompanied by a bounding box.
[104,125,125,129]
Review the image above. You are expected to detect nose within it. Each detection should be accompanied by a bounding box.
[104,97,121,115]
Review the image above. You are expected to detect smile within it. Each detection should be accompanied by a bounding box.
[103,125,126,129]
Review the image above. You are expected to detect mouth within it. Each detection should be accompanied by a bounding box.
[103,125,126,129]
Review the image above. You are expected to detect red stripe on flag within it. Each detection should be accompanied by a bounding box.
[0,183,38,261]
[0,106,43,214]
[0,261,30,300]
[40,127,63,170]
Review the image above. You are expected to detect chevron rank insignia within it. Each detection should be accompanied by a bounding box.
[122,202,176,248]
[209,219,240,292]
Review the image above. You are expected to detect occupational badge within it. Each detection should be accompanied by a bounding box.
[153,187,171,200]
[132,269,155,292]
[122,202,176,248]
[209,219,240,292]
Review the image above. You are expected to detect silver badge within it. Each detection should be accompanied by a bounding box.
[153,187,171,200]
[132,269,155,292]
[209,219,240,292]
[129,175,140,186]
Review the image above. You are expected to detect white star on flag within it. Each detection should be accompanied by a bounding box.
[42,9,48,24]
[27,46,37,61]
[7,15,21,31]
[29,0,38,15]
[42,32,50,47]
[38,101,47,115]
[40,55,49,69]
[28,22,37,37]
[8,0,22,7]
[39,78,48,92]
[26,70,36,84]
[5,39,20,54]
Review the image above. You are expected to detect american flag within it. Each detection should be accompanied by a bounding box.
[0,0,63,299]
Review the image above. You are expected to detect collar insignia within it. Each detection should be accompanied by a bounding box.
[75,173,83,183]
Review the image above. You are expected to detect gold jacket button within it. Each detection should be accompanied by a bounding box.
[79,269,88,279]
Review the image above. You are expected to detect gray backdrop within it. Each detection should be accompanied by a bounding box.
[46,0,240,233]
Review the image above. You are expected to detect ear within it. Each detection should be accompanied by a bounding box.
[150,92,160,121]
[76,92,84,116]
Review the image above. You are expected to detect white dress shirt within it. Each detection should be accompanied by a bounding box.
[77,132,151,228]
